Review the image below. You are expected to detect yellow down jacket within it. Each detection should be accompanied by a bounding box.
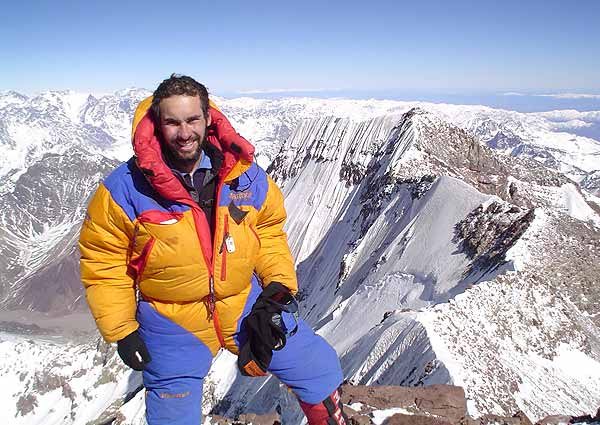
[79,98,297,354]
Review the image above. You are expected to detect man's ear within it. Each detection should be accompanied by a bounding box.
[206,111,212,127]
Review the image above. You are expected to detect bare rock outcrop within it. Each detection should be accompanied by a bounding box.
[205,385,600,425]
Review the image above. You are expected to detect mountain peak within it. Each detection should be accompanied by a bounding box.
[0,90,29,108]
[112,87,151,98]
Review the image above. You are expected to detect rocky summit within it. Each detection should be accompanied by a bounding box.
[206,384,600,425]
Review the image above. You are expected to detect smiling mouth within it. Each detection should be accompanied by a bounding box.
[177,139,198,151]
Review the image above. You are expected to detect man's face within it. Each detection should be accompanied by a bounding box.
[158,95,211,170]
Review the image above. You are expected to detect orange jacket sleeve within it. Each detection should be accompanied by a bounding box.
[254,176,298,294]
[79,183,138,342]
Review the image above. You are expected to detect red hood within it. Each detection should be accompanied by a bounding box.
[132,102,255,204]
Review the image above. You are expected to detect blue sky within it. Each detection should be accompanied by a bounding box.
[2,0,600,95]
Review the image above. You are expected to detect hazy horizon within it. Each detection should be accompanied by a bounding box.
[4,87,600,114]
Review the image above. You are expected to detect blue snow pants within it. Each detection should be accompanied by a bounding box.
[137,277,343,425]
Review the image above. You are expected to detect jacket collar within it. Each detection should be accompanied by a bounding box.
[131,97,253,204]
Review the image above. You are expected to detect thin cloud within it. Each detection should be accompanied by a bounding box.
[535,93,600,99]
[535,109,600,123]
[502,92,600,99]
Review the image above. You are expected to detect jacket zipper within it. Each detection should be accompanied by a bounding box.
[209,177,226,349]
[136,237,156,284]
[220,214,229,281]
[127,234,156,285]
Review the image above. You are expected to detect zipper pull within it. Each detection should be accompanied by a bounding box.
[220,233,236,253]
[131,223,140,252]
[208,276,216,320]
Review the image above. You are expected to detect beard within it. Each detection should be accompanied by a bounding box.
[162,133,206,172]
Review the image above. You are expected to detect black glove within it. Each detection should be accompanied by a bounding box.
[238,282,298,377]
[117,330,151,371]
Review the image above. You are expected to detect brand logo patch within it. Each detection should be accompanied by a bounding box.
[229,191,252,201]
[159,391,191,399]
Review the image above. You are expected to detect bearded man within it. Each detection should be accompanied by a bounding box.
[79,74,347,425]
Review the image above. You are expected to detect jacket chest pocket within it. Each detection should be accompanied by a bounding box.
[219,209,261,281]
[226,206,261,251]
[127,210,196,283]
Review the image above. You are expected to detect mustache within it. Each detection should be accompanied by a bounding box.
[176,135,202,143]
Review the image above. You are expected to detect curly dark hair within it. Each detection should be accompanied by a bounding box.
[151,74,210,122]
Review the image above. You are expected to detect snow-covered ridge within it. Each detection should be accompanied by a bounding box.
[220,96,600,187]
[262,107,600,420]
[0,89,149,184]
[419,209,600,420]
